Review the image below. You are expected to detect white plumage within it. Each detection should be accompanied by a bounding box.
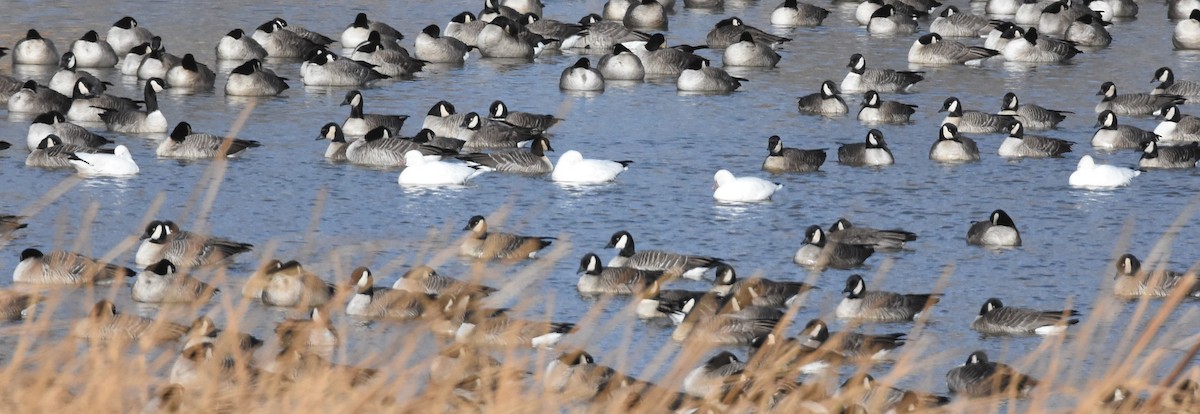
[69,145,139,177]
[551,150,631,184]
[1068,155,1138,189]
[398,150,489,186]
[713,169,781,202]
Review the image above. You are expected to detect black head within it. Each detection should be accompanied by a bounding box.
[576,253,602,274]
[966,350,989,365]
[870,5,895,19]
[428,100,456,117]
[114,16,138,29]
[572,57,591,69]
[25,29,43,40]
[738,32,754,44]
[147,259,176,276]
[990,209,1015,227]
[703,351,740,370]
[767,135,783,154]
[169,122,192,142]
[979,297,1003,315]
[646,33,667,51]
[227,28,245,39]
[20,248,44,261]
[918,33,940,45]
[81,30,100,42]
[1115,253,1140,276]
[804,225,825,246]
[422,24,440,37]
[463,215,486,231]
[231,59,258,75]
[451,11,476,24]
[843,274,867,298]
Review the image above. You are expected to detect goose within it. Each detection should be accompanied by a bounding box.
[346,267,435,320]
[987,0,1023,15]
[215,29,267,60]
[624,0,668,30]
[68,144,139,177]
[842,53,924,93]
[929,123,981,162]
[398,150,491,186]
[606,230,723,280]
[552,150,631,183]
[12,29,58,65]
[345,127,450,168]
[341,13,403,48]
[157,122,262,159]
[984,21,1022,51]
[121,44,153,76]
[49,52,103,97]
[1112,254,1200,298]
[481,0,523,21]
[1001,27,1080,63]
[762,135,826,173]
[598,44,645,81]
[709,264,815,308]
[489,100,559,132]
[723,32,781,67]
[999,121,1074,158]
[522,14,583,49]
[410,128,467,152]
[771,0,831,27]
[132,260,217,304]
[637,281,710,319]
[837,274,940,321]
[858,90,917,124]
[560,14,650,50]
[8,80,71,114]
[458,136,554,175]
[26,135,112,168]
[631,33,706,77]
[930,6,993,37]
[106,16,154,56]
[669,296,780,345]
[69,30,118,67]
[134,220,251,268]
[454,308,576,348]
[797,80,847,116]
[13,248,133,285]
[603,0,634,20]
[224,59,289,96]
[1064,14,1111,47]
[967,209,1022,247]
[560,58,605,91]
[414,24,470,64]
[677,58,742,93]
[1037,1,1095,36]
[939,97,1012,134]
[946,351,1039,398]
[260,260,336,308]
[67,78,140,123]
[1096,81,1186,115]
[27,112,110,149]
[1151,67,1200,98]
[803,319,906,360]
[274,306,338,359]
[317,122,350,161]
[269,346,377,387]
[1069,155,1139,188]
[422,100,471,138]
[505,0,545,15]
[748,332,843,377]
[971,297,1080,335]
[1140,141,1200,169]
[1092,111,1158,149]
[0,290,40,321]
[998,92,1070,130]
[1153,105,1200,142]
[445,11,488,47]
[300,49,388,86]
[544,350,626,402]
[137,46,182,80]
[459,215,554,261]
[169,343,262,393]
[165,54,216,89]
[252,20,321,59]
[349,33,424,78]
[909,33,999,65]
[577,253,663,295]
[428,343,511,386]
[838,373,951,412]
[241,259,282,299]
[340,90,407,136]
[458,112,543,150]
[867,5,919,35]
[713,169,780,202]
[683,352,746,399]
[827,218,917,250]
[273,17,335,45]
[70,300,188,345]
[98,78,168,134]
[705,17,791,49]
[794,225,874,269]
[476,16,548,59]
[1088,0,1138,20]
[1170,0,1200,19]
[838,128,894,166]
[392,265,498,297]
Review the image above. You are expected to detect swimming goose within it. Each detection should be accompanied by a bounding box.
[0,290,40,321]
[68,144,139,176]
[71,300,188,345]
[939,97,1012,134]
[929,123,981,162]
[135,220,253,268]
[350,33,424,78]
[28,112,111,150]
[839,374,950,412]
[837,274,940,321]
[803,319,906,360]
[677,58,742,93]
[1176,10,1200,49]
[930,6,993,37]
[393,265,498,297]
[67,78,140,123]
[137,45,182,80]
[634,34,706,77]
[411,128,467,152]
[458,136,554,175]
[967,209,1022,247]
[241,259,282,299]
[624,0,668,30]
[13,248,133,285]
[116,43,148,76]
[713,169,780,202]
[867,5,919,35]
[669,296,780,345]
[560,14,650,50]
[1154,105,1200,142]
[340,90,407,136]
[838,128,895,166]
[106,17,154,56]
[946,351,1039,398]
[300,49,388,86]
[724,32,782,67]
[987,0,1023,15]
[560,58,605,91]
[274,306,339,359]
[551,150,631,183]
[999,121,1074,158]
[341,12,403,48]
[455,308,576,348]
[594,46,642,81]
[683,352,746,399]
[909,33,999,65]
[1069,155,1139,188]
[344,127,450,168]
[169,343,262,394]
[794,225,874,269]
[544,350,627,402]
[215,29,268,60]
[260,260,336,308]
[1001,27,1080,63]
[69,30,118,67]
[636,280,710,319]
[165,54,216,90]
[1140,141,1200,169]
[489,100,559,132]
[1098,81,1183,116]
[796,80,846,115]
[415,24,470,64]
[26,135,111,168]
[460,215,554,261]
[603,0,634,20]
[606,230,723,279]
[49,53,104,97]
[522,14,583,49]
[398,150,491,185]
[252,20,321,59]
[158,122,262,159]
[13,29,58,65]
[998,92,1069,130]
[1092,111,1158,149]
[577,253,664,295]
[224,59,289,96]
[99,78,168,134]
[1037,1,1095,36]
[346,267,435,320]
[984,21,1022,52]
[858,90,916,124]
[1113,254,1200,298]
[476,16,548,59]
[316,122,351,161]
[771,0,831,27]
[971,297,1080,335]
[1151,67,1200,98]
[132,260,217,304]
[459,112,543,150]
[422,100,471,138]
[762,135,826,173]
[445,11,489,47]
[827,218,917,250]
[8,80,71,114]
[842,53,924,93]
[1064,14,1111,47]
[709,264,815,308]
[706,17,791,49]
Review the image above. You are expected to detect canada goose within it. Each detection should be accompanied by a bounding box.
[344,127,451,168]
[577,253,663,295]
[560,58,605,91]
[838,373,950,412]
[946,350,1039,397]
[137,45,182,80]
[713,169,781,202]
[67,78,140,123]
[967,209,1022,247]
[793,225,874,269]
[158,122,261,159]
[459,112,543,150]
[771,0,831,27]
[27,111,111,149]
[842,53,924,93]
[858,90,917,124]
[636,280,709,319]
[13,29,58,65]
[301,49,388,86]
[460,215,554,261]
[415,24,470,64]
[69,30,118,67]
[798,79,848,116]
[224,59,289,96]
[70,300,189,345]
[606,230,722,279]
[458,136,554,175]
[709,264,815,308]
[422,100,471,138]
[669,295,780,345]
[341,13,402,48]
[930,6,993,37]
[350,33,424,78]
[749,331,844,377]
[998,92,1070,130]
[135,220,253,268]
[165,54,216,89]
[260,260,336,308]
[706,17,791,49]
[1001,27,1080,63]
[1069,155,1139,188]
[1140,141,1200,169]
[837,274,940,321]
[522,13,582,50]
[1151,67,1200,98]
[49,52,103,97]
[454,308,576,348]
[1064,14,1112,47]
[999,121,1074,158]
[270,345,377,387]
[489,100,559,132]
[560,14,651,50]
[624,0,668,30]
[340,90,408,136]
[274,306,339,359]
[1092,110,1158,149]
[411,128,467,152]
[929,123,981,162]
[0,290,40,320]
[939,97,1012,134]
[182,316,263,354]
[544,350,626,402]
[444,11,488,47]
[867,5,919,35]
[683,351,746,399]
[26,135,112,169]
[677,58,742,93]
[106,16,153,56]
[827,218,917,250]
[909,33,999,65]
[476,16,548,59]
[762,135,826,173]
[13,248,133,285]
[1096,82,1186,116]
[98,78,169,134]
[8,80,70,114]
[722,32,781,68]
[838,129,894,167]
[1153,104,1200,142]
[132,260,218,304]
[346,267,436,320]
[252,20,321,59]
[392,265,498,297]
[122,45,154,78]
[1112,253,1200,298]
[216,29,268,60]
[1038,1,1097,36]
[803,318,906,360]
[971,297,1080,335]
[634,33,706,78]
[398,150,491,186]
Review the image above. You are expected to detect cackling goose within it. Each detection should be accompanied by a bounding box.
[1001,27,1080,63]
[598,44,645,81]
[793,225,874,269]
[216,29,267,60]
[1175,10,1200,50]
[132,260,217,304]
[838,128,894,166]
[1140,141,1200,169]
[1092,110,1158,149]
[459,112,543,150]
[624,0,669,30]
[344,127,450,168]
[67,78,140,123]
[999,121,1073,158]
[946,350,1039,398]
[13,248,133,285]
[867,5,919,35]
[706,17,791,49]
[827,218,917,250]
[606,230,722,279]
[577,253,663,295]
[346,267,435,320]
[560,14,650,50]
[998,92,1070,130]
[669,295,780,345]
[709,264,815,308]
[842,53,924,93]
[967,209,1022,247]
[166,54,216,89]
[971,297,1080,335]
[522,13,582,50]
[762,135,826,173]
[341,13,402,48]
[723,32,781,67]
[252,20,321,59]
[28,111,110,149]
[1064,14,1111,47]
[49,52,102,97]
[69,30,118,67]
[137,45,182,81]
[797,80,847,115]
[683,352,746,399]
[929,123,981,162]
[489,100,558,132]
[350,32,424,78]
[12,29,58,65]
[939,97,1012,134]
[455,308,576,348]
[839,373,950,413]
[26,135,111,168]
[930,6,993,37]
[837,274,940,321]
[393,265,497,297]
[858,90,917,124]
[157,121,262,159]
[341,90,408,136]
[803,319,906,360]
[415,24,470,64]
[560,58,605,91]
[70,300,188,345]
[631,33,706,77]
[476,16,549,59]
[135,220,253,268]
[106,16,153,56]
[224,59,289,96]
[422,100,470,138]
[98,78,169,134]
[544,350,627,402]
[8,80,71,114]
[1153,105,1200,142]
[909,33,999,65]
[260,260,336,308]
[458,136,554,175]
[274,306,338,359]
[300,49,388,86]
[1151,67,1200,98]
[677,58,742,93]
[445,11,488,47]
[460,215,554,261]
[0,290,40,321]
[1113,254,1200,298]
[771,0,831,27]
[1096,81,1186,115]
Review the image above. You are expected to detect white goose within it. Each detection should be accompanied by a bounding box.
[69,145,139,177]
[551,150,631,184]
[1068,155,1138,189]
[713,169,781,202]
[398,150,490,186]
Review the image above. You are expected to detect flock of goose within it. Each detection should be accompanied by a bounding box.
[2,0,1200,412]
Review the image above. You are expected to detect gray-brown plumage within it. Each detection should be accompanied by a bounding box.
[8,80,71,114]
[253,20,322,59]
[793,225,875,269]
[13,248,133,285]
[842,53,924,93]
[637,34,706,77]
[544,350,628,402]
[929,5,993,37]
[803,319,905,360]
[346,267,436,320]
[1091,110,1158,150]
[157,122,261,159]
[340,90,408,136]
[839,373,950,412]
[946,350,1039,398]
[838,129,895,166]
[392,265,497,298]
[28,111,112,148]
[998,121,1074,158]
[837,274,940,321]
[458,112,544,151]
[459,215,554,261]
[1152,67,1200,98]
[1140,141,1200,169]
[1112,254,1200,298]
[131,259,217,304]
[682,351,746,399]
[827,218,917,251]
[669,295,781,345]
[454,308,576,348]
[929,123,981,162]
[605,230,723,280]
[762,135,826,173]
[576,253,663,295]
[457,136,554,175]
[796,80,848,116]
[1095,81,1186,116]
[70,300,189,345]
[708,264,815,308]
[858,90,917,124]
[705,17,791,49]
[26,135,113,168]
[998,92,1070,130]
[260,260,336,307]
[908,33,999,65]
[0,290,40,320]
[522,13,583,46]
[488,100,559,132]
[939,97,1013,134]
[344,126,452,168]
[270,347,376,387]
[970,297,1080,335]
[561,14,651,50]
[636,279,709,319]
[135,220,253,268]
[242,259,282,299]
